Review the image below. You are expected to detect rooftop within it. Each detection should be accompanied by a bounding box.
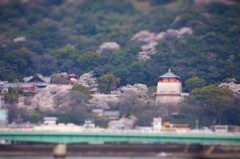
[68,73,77,77]
[25,73,52,83]
[159,69,180,78]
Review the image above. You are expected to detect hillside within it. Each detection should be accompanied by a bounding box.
[0,0,240,88]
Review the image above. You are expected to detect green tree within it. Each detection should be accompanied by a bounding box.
[97,83,108,94]
[68,106,88,124]
[31,54,57,75]
[184,77,206,92]
[191,85,235,124]
[25,112,43,123]
[149,0,176,5]
[49,45,77,60]
[97,74,120,93]
[4,47,33,74]
[52,75,70,84]
[4,88,20,104]
[124,61,149,85]
[58,115,71,124]
[78,52,100,71]
[72,84,91,96]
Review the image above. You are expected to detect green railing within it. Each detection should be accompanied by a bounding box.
[0,131,240,145]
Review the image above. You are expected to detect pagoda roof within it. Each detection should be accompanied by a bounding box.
[68,73,77,77]
[159,69,180,78]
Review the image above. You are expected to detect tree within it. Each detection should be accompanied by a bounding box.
[97,83,108,94]
[25,112,43,123]
[72,85,91,96]
[49,45,77,60]
[184,77,206,92]
[4,88,20,104]
[191,85,235,124]
[97,74,120,93]
[52,75,70,84]
[78,51,100,72]
[3,47,33,75]
[116,90,147,118]
[126,61,149,85]
[31,54,57,75]
[150,0,176,5]
[67,106,88,124]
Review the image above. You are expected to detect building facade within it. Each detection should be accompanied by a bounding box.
[152,117,162,131]
[0,81,36,93]
[154,69,183,104]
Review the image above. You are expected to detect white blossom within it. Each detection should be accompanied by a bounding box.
[18,85,73,111]
[219,78,240,98]
[88,94,119,109]
[13,36,26,42]
[97,42,120,55]
[121,84,148,96]
[131,27,193,61]
[131,30,156,44]
[77,71,97,88]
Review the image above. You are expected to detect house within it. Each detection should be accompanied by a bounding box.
[24,73,52,92]
[102,110,120,120]
[211,125,239,133]
[83,119,95,129]
[162,122,190,132]
[115,123,124,130]
[92,109,120,120]
[92,109,104,116]
[43,117,58,125]
[152,117,162,131]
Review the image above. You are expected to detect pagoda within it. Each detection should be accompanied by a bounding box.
[153,69,183,103]
[68,73,78,81]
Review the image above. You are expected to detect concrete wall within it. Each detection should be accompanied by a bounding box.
[156,95,183,104]
[157,83,182,94]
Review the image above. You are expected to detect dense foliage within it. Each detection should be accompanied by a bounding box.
[177,85,239,127]
[0,0,239,87]
[1,0,240,127]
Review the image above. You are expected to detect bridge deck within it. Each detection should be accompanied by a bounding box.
[0,131,240,145]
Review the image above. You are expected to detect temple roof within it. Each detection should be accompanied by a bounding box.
[25,73,52,83]
[159,69,180,78]
[3,83,34,88]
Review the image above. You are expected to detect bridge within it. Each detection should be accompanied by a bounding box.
[0,131,240,145]
[0,131,240,157]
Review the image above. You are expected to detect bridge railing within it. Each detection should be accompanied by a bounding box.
[0,127,240,136]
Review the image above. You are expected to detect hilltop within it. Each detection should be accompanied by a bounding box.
[0,0,239,87]
[1,0,240,128]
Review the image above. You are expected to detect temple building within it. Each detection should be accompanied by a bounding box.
[153,69,183,104]
[24,73,52,92]
[0,81,36,93]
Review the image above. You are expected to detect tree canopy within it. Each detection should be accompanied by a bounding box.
[0,0,239,86]
[184,77,206,92]
[190,85,235,124]
[97,74,120,93]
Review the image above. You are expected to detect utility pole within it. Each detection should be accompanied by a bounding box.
[196,120,199,129]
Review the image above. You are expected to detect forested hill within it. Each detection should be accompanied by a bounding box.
[0,0,240,87]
